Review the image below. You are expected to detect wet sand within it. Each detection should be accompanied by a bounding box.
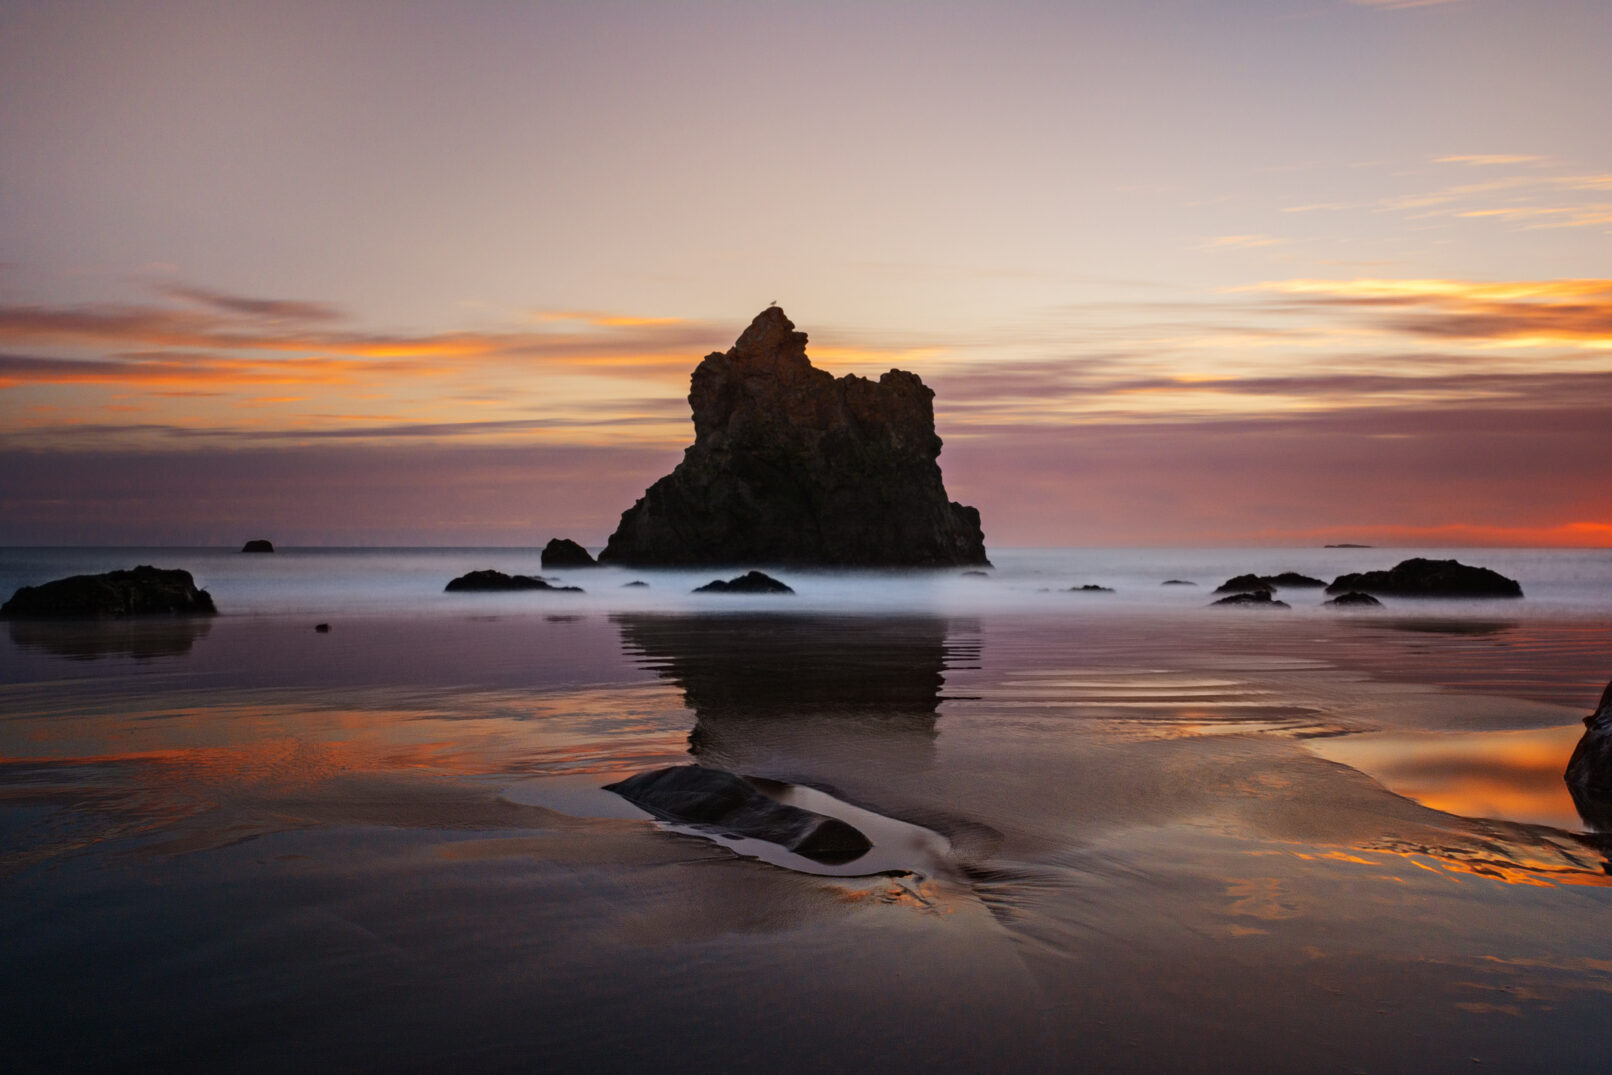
[4,608,1612,1072]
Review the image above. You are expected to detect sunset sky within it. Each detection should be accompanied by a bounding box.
[2,0,1609,547]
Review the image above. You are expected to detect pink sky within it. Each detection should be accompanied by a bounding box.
[1,0,1608,546]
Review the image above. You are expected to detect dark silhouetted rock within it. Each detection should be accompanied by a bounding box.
[1,566,217,620]
[693,570,794,594]
[598,307,987,567]
[540,538,597,569]
[444,570,582,593]
[241,539,274,553]
[1214,572,1323,594]
[1162,579,1197,586]
[621,580,649,588]
[1326,558,1522,598]
[962,570,990,577]
[604,764,871,864]
[1211,591,1290,609]
[1325,543,1372,548]
[1564,682,1612,829]
[1268,572,1325,588]
[315,622,331,632]
[1325,592,1383,608]
[1213,574,1276,595]
[1067,584,1115,593]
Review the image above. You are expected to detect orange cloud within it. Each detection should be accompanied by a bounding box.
[1250,277,1612,349]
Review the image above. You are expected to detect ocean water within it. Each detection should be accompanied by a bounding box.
[3,546,1612,1072]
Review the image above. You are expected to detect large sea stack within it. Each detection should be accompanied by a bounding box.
[599,307,988,567]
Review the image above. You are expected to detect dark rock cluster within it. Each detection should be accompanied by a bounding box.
[1,566,217,619]
[241,539,275,553]
[1206,558,1522,609]
[599,307,987,567]
[1213,572,1324,595]
[1325,558,1522,598]
[444,570,582,593]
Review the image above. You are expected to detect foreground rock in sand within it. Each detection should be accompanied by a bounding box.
[1326,557,1522,598]
[1,566,217,619]
[1565,680,1612,798]
[604,764,872,864]
[599,307,987,567]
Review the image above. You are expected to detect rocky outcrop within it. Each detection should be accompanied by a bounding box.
[1,566,217,619]
[540,538,596,569]
[1325,558,1522,598]
[1213,572,1324,595]
[599,307,987,567]
[1325,591,1383,608]
[241,539,274,553]
[444,570,581,593]
[1564,683,1612,828]
[1162,579,1197,586]
[603,765,872,864]
[692,570,794,594]
[1067,584,1115,593]
[1211,591,1290,609]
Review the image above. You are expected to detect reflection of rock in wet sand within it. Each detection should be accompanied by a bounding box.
[612,613,970,776]
[8,617,213,660]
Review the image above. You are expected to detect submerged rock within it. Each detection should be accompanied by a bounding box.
[599,307,987,567]
[540,538,597,569]
[1564,682,1612,826]
[241,539,275,553]
[444,570,582,593]
[1211,591,1290,609]
[1324,591,1383,608]
[604,764,872,864]
[1,566,217,619]
[1326,558,1522,598]
[693,570,794,594]
[1067,584,1115,593]
[1161,579,1197,586]
[1213,572,1323,594]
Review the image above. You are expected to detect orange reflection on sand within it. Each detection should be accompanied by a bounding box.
[1363,841,1612,889]
[1307,725,1587,831]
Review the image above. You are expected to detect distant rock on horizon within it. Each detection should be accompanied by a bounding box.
[241,539,274,553]
[598,307,988,567]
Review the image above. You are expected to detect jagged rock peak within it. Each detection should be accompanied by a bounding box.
[599,307,988,567]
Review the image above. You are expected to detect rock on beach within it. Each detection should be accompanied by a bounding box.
[1,566,217,619]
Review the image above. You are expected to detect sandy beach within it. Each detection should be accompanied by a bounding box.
[5,549,1612,1071]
